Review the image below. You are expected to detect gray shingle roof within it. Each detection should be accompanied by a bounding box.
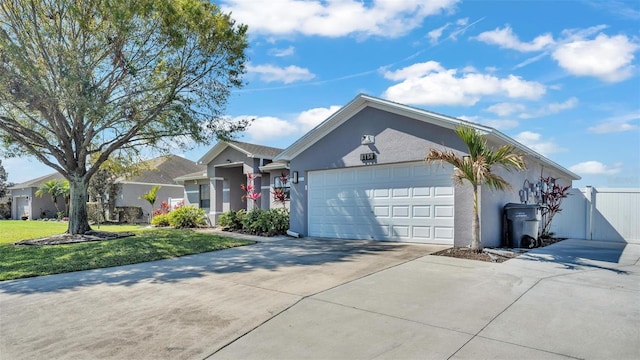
[228,141,284,158]
[122,155,206,184]
[9,172,65,189]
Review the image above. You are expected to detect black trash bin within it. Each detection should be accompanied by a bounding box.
[503,203,540,248]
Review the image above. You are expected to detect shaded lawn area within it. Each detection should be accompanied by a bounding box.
[0,220,144,244]
[0,228,254,281]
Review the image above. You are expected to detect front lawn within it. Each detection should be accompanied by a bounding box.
[0,220,145,244]
[0,228,254,281]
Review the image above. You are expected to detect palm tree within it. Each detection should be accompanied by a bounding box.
[35,179,69,215]
[425,125,527,252]
[139,185,161,220]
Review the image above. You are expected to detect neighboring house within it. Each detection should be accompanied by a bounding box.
[275,94,580,247]
[9,155,204,222]
[8,172,66,220]
[175,141,286,223]
[115,155,206,219]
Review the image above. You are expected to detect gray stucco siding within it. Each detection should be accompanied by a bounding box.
[289,107,471,239]
[116,183,184,220]
[478,152,573,247]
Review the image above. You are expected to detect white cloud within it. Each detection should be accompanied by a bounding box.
[475,25,555,52]
[552,33,639,82]
[428,23,449,44]
[382,61,546,106]
[427,17,472,44]
[484,102,526,117]
[519,97,579,119]
[237,105,341,142]
[221,0,459,38]
[268,46,295,57]
[296,106,341,132]
[587,111,640,133]
[246,63,315,84]
[569,161,622,175]
[243,116,299,141]
[513,131,566,156]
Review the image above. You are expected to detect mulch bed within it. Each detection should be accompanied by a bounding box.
[14,230,135,246]
[433,237,567,263]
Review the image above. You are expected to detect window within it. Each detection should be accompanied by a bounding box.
[274,176,290,200]
[199,184,210,209]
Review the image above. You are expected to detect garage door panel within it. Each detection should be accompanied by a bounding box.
[434,205,454,218]
[392,206,410,218]
[393,166,411,178]
[435,186,454,196]
[373,206,390,217]
[308,162,454,244]
[412,187,432,198]
[435,227,454,241]
[412,226,432,239]
[392,188,410,197]
[392,226,410,238]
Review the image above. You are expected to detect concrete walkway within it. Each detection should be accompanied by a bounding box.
[1,238,638,359]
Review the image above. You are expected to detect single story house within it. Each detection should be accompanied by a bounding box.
[278,94,580,247]
[175,141,286,222]
[115,155,206,219]
[181,94,580,247]
[8,172,66,220]
[9,155,204,221]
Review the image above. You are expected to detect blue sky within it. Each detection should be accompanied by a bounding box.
[4,0,640,188]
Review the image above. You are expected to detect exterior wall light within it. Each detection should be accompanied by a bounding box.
[292,171,299,184]
[361,135,375,145]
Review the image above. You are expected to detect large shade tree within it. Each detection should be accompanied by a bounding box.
[426,125,527,252]
[0,0,249,234]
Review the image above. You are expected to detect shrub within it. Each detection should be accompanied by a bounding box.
[151,213,171,227]
[168,206,207,228]
[0,203,11,219]
[240,208,289,236]
[218,209,245,230]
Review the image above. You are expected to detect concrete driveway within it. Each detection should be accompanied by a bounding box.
[1,238,638,360]
[214,239,640,360]
[0,237,446,359]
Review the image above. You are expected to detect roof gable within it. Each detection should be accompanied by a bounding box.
[9,172,65,189]
[198,140,284,165]
[275,94,580,181]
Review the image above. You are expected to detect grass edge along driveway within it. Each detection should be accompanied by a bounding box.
[0,228,254,281]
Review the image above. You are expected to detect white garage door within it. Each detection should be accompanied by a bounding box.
[308,162,455,244]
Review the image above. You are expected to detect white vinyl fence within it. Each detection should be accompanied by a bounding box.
[551,187,640,243]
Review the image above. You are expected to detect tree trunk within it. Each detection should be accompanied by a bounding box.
[67,176,91,234]
[471,184,482,252]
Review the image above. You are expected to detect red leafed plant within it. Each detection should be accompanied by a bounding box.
[272,172,289,208]
[539,176,571,237]
[152,201,171,216]
[153,200,183,216]
[241,174,261,205]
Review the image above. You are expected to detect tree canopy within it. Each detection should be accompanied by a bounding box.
[0,0,249,233]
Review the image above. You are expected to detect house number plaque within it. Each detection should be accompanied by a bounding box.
[360,152,376,161]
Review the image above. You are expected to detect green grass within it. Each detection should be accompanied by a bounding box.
[0,220,145,244]
[0,227,254,281]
